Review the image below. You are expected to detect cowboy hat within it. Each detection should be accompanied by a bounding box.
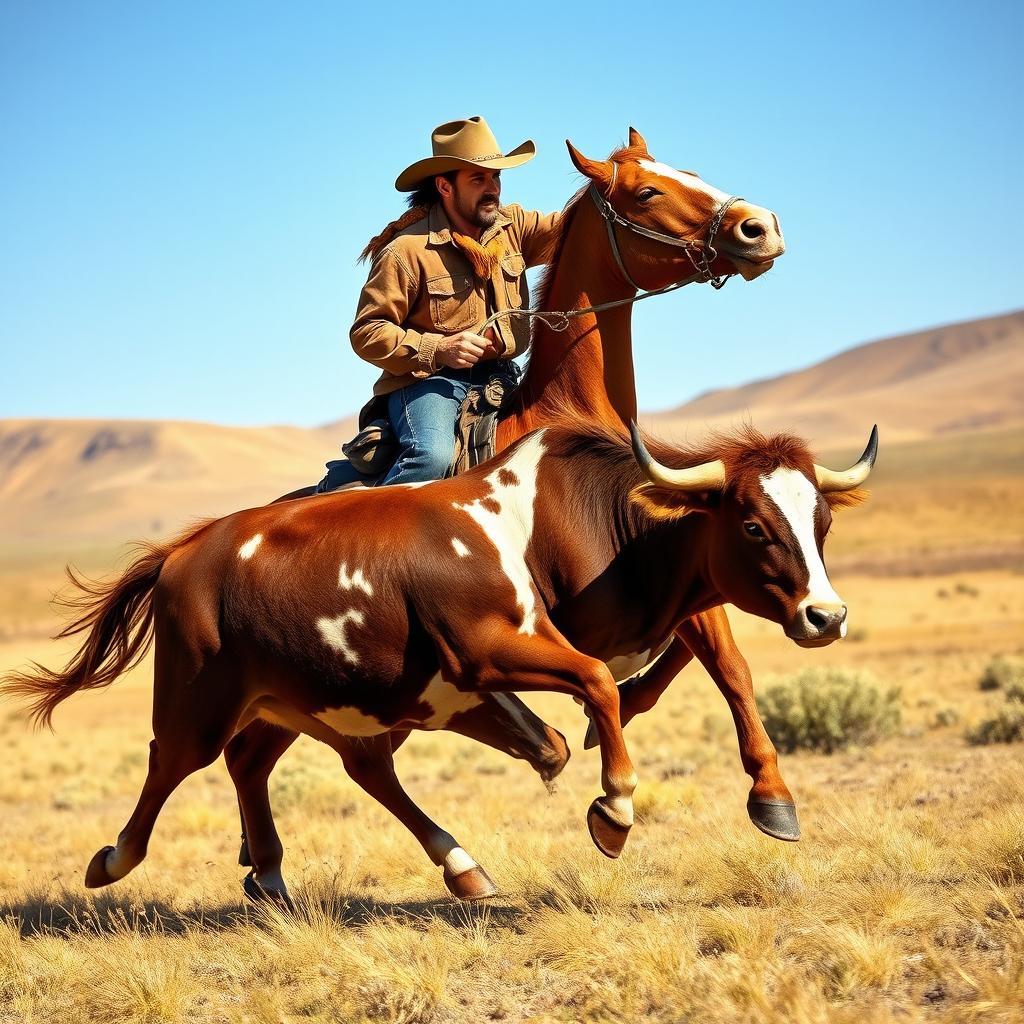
[394,116,535,192]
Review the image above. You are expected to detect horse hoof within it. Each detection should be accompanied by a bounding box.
[238,835,252,867]
[583,718,598,750]
[84,846,116,888]
[747,798,801,842]
[443,864,499,902]
[242,870,296,913]
[587,799,631,859]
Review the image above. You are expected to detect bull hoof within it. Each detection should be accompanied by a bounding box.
[84,846,117,889]
[747,798,801,842]
[238,834,252,867]
[242,870,295,913]
[443,864,499,902]
[587,799,631,859]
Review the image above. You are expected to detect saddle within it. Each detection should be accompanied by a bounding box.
[337,363,521,483]
[446,362,520,477]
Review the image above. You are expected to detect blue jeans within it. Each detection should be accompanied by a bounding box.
[317,362,509,492]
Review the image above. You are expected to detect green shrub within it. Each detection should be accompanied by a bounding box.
[966,687,1024,746]
[757,668,901,754]
[978,656,1024,692]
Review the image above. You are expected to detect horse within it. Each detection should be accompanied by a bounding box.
[223,129,792,902]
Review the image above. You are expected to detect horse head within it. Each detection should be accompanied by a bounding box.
[566,127,784,290]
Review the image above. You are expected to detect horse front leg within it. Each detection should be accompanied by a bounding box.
[677,607,799,841]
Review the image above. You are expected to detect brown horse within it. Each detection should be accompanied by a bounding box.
[223,129,791,901]
[2,420,874,904]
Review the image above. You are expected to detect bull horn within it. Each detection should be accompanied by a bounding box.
[630,422,726,492]
[814,425,879,492]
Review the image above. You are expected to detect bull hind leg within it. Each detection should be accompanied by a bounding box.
[85,652,248,889]
[337,735,498,901]
[228,691,568,886]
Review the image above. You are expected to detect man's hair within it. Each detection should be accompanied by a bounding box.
[406,171,457,211]
[359,172,458,264]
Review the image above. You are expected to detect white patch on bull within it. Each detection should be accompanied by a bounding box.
[444,847,478,875]
[238,534,263,560]
[338,562,373,597]
[759,468,843,610]
[421,672,482,728]
[453,431,546,635]
[605,638,673,682]
[312,702,389,737]
[637,159,731,206]
[316,609,365,665]
[451,537,470,558]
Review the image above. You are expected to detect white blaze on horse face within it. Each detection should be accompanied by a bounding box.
[338,562,373,597]
[238,534,263,560]
[759,469,842,611]
[637,159,732,207]
[316,609,365,665]
[421,673,483,728]
[451,538,470,558]
[453,431,546,635]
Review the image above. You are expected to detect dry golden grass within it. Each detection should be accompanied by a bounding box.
[1,427,1023,1022]
[1,563,1022,1023]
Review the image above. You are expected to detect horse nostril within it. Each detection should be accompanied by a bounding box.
[738,218,766,241]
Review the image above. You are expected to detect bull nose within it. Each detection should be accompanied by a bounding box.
[800,603,848,638]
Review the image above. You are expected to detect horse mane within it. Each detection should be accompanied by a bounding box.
[532,142,649,319]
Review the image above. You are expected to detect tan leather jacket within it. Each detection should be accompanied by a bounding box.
[350,203,560,398]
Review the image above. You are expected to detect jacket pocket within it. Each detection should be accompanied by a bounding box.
[427,273,481,332]
[500,253,527,309]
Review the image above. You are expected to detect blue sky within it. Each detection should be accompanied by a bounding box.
[2,1,1021,427]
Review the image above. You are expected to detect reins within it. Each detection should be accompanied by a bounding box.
[480,163,742,336]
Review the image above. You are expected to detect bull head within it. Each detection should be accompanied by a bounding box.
[629,423,878,647]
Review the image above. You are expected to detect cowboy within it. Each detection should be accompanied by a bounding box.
[317,116,560,491]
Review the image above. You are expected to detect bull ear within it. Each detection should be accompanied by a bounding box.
[630,483,715,522]
[566,140,612,190]
[628,126,648,152]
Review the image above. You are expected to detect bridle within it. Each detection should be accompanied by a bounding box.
[590,160,743,292]
[480,161,744,335]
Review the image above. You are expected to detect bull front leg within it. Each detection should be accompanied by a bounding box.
[678,608,799,842]
[471,629,637,859]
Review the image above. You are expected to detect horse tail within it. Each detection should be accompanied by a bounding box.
[2,521,213,729]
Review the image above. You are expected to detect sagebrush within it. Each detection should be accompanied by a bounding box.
[757,667,901,754]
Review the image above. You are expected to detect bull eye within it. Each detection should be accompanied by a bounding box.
[743,521,766,540]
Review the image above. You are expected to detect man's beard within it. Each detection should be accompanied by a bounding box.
[456,189,500,229]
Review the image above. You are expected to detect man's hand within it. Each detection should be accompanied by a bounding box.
[436,327,505,369]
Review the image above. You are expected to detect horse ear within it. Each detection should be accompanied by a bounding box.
[628,127,648,152]
[566,140,612,189]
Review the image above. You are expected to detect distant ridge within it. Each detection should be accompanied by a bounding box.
[2,310,1020,547]
[646,309,1024,448]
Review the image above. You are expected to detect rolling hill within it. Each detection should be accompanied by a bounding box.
[1,309,1020,551]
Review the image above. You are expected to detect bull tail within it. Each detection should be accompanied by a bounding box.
[2,521,213,729]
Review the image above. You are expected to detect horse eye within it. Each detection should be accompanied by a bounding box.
[636,187,660,202]
[743,521,765,539]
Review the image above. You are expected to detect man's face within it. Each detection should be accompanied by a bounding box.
[445,168,502,229]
